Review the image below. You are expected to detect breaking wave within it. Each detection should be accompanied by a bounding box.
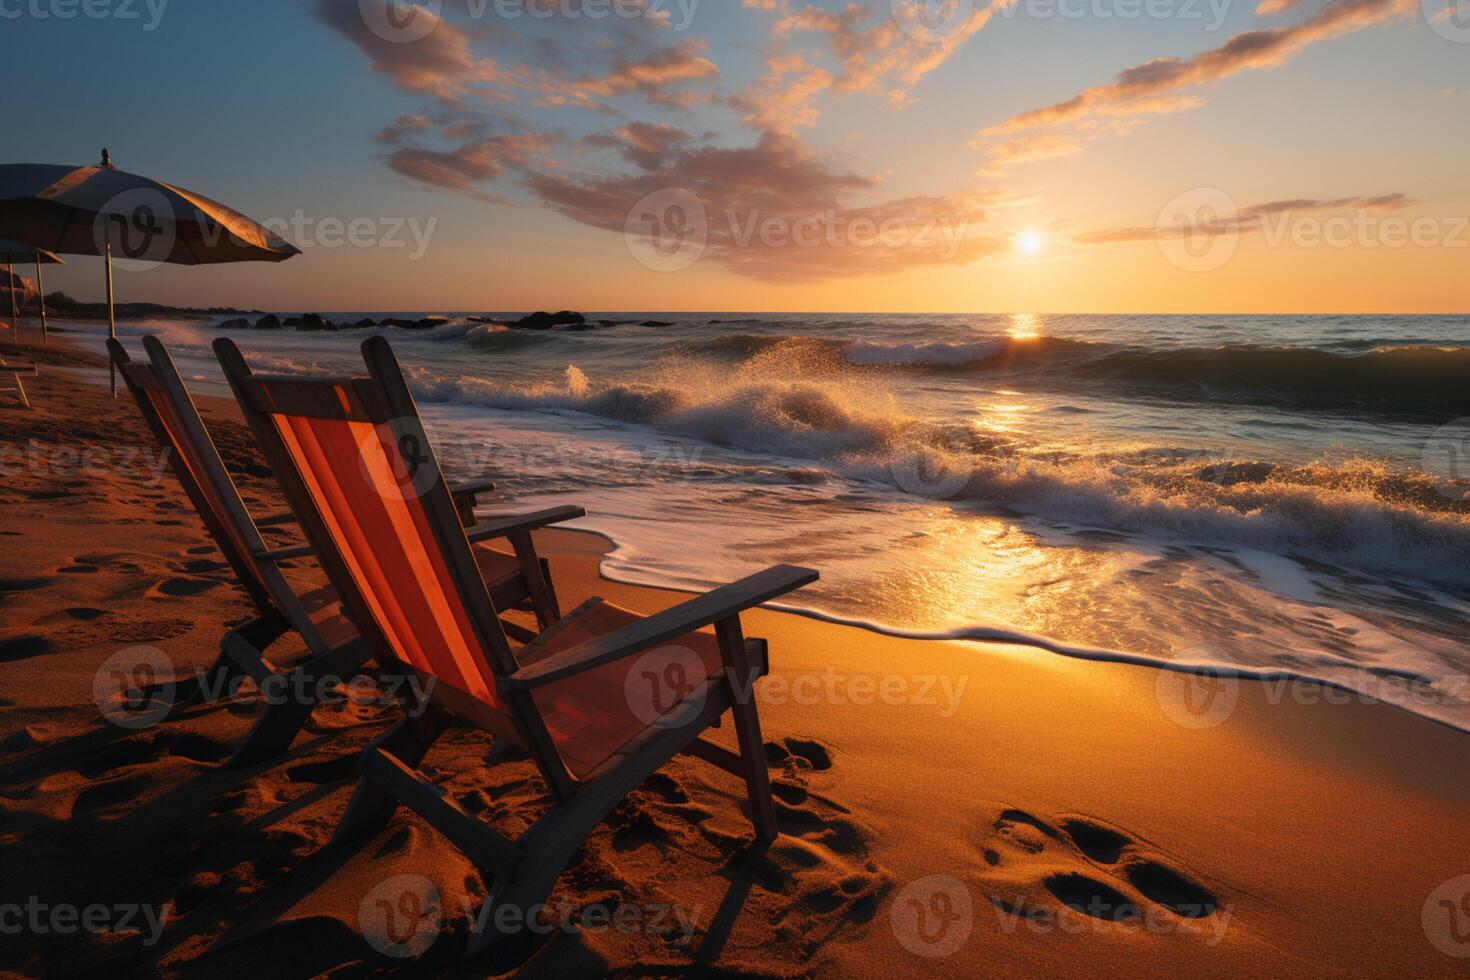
[672,333,1470,416]
[406,363,1470,586]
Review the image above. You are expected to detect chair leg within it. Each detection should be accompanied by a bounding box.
[716,619,779,844]
[334,711,449,843]
[162,615,288,719]
[537,556,562,623]
[226,638,373,768]
[161,654,237,719]
[228,691,317,768]
[464,856,566,959]
[508,532,560,630]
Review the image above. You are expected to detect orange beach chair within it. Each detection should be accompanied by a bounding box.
[214,334,818,954]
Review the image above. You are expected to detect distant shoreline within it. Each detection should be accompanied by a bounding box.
[35,296,261,323]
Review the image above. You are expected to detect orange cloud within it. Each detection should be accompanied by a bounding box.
[314,0,510,96]
[734,0,993,131]
[575,38,719,106]
[382,131,560,201]
[531,130,1008,281]
[1075,193,1417,243]
[984,0,1414,137]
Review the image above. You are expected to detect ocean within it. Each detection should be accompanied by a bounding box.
[101,312,1470,730]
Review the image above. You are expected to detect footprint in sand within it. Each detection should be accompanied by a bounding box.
[285,754,361,785]
[564,735,889,956]
[25,489,77,501]
[151,576,224,598]
[765,736,833,772]
[179,559,228,575]
[60,607,109,621]
[979,808,1219,925]
[0,576,55,594]
[0,634,53,662]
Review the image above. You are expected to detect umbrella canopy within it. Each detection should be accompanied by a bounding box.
[0,152,299,390]
[0,241,62,346]
[0,160,299,266]
[0,240,64,265]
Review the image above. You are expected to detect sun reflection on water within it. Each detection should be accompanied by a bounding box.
[1008,312,1042,340]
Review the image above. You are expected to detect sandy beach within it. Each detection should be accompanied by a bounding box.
[0,332,1464,977]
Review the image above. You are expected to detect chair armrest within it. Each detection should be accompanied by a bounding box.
[253,542,315,563]
[502,564,818,692]
[449,477,496,498]
[465,506,586,543]
[255,510,299,529]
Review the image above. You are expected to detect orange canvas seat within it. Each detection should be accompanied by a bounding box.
[520,600,731,779]
[302,545,527,655]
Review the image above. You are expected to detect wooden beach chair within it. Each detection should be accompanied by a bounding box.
[0,354,35,408]
[213,335,818,955]
[109,336,581,766]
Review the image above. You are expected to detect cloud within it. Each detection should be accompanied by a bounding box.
[531,129,1008,281]
[573,38,719,107]
[1255,0,1308,13]
[974,115,1157,176]
[977,131,1085,173]
[733,0,994,131]
[1075,192,1416,243]
[597,121,694,169]
[318,0,718,109]
[983,0,1414,137]
[323,0,1010,282]
[314,0,509,96]
[379,125,560,200]
[729,49,836,131]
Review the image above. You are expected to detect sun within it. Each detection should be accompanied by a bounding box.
[1015,231,1045,254]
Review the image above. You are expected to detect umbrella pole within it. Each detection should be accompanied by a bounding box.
[5,257,14,341]
[106,244,117,398]
[35,256,47,345]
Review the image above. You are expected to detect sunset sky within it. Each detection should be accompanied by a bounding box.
[8,0,1469,313]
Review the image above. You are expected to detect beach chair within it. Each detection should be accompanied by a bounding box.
[213,335,818,955]
[109,336,580,766]
[0,354,35,408]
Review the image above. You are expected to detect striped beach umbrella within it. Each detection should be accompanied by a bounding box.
[0,150,299,394]
[0,240,63,345]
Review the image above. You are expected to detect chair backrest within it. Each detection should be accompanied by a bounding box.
[213,336,573,791]
[109,336,326,651]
